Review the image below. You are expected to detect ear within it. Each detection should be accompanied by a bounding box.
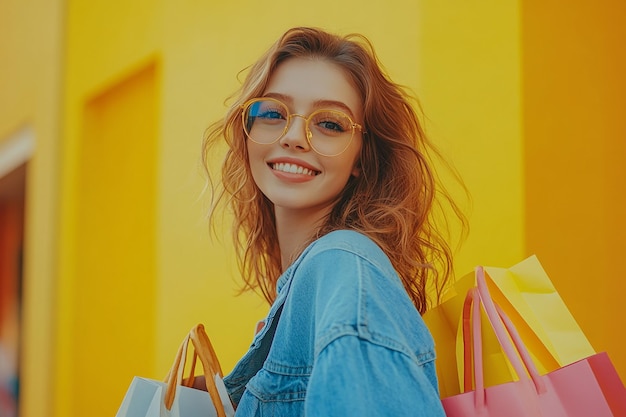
[351,161,361,177]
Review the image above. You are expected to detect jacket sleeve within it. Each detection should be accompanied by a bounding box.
[305,334,445,417]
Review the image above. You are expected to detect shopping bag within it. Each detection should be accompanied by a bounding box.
[441,266,626,416]
[424,255,595,397]
[484,255,595,368]
[116,324,235,417]
[116,376,223,417]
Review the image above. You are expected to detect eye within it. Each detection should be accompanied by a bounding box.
[257,108,286,120]
[255,102,287,120]
[312,111,351,135]
[319,120,344,132]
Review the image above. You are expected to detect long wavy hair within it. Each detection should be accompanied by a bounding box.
[203,27,467,314]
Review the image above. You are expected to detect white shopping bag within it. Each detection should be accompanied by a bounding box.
[115,377,161,417]
[116,324,235,417]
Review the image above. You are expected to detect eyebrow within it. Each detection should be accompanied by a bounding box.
[262,92,358,119]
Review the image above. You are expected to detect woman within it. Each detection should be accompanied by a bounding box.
[203,26,464,417]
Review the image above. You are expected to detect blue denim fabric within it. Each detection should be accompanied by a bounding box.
[223,230,445,417]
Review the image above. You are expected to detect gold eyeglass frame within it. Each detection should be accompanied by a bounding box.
[241,97,364,157]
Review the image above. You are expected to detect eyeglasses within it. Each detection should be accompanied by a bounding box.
[241,97,364,157]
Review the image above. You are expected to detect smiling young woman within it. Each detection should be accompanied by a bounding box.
[202,26,466,417]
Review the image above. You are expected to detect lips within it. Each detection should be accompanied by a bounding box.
[269,162,320,176]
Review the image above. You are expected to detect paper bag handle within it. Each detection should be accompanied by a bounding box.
[164,324,228,417]
[463,266,547,408]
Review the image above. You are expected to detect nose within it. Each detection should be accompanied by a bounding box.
[279,114,311,152]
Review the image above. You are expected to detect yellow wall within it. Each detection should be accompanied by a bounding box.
[0,0,63,415]
[523,0,626,378]
[2,0,623,416]
[415,2,524,272]
[75,62,159,410]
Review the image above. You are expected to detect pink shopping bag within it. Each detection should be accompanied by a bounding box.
[441,266,626,416]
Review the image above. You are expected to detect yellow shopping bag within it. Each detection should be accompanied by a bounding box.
[424,255,595,398]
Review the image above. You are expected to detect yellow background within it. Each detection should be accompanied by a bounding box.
[1,0,624,416]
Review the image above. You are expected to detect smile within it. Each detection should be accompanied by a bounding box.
[269,162,320,176]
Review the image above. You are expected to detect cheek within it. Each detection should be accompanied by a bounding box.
[246,142,274,195]
[245,142,260,182]
[326,158,359,186]
[246,141,264,167]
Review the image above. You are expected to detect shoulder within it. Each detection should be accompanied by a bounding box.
[310,229,379,252]
[288,229,401,299]
[298,230,394,275]
[282,230,435,361]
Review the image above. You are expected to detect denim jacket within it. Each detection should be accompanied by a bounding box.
[224,230,445,417]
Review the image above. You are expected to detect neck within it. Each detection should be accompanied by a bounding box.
[275,207,330,271]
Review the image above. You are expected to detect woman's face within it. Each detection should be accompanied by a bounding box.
[247,57,363,219]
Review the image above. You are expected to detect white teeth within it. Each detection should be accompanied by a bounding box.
[272,163,317,176]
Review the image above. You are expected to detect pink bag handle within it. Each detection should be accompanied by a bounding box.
[463,266,547,408]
